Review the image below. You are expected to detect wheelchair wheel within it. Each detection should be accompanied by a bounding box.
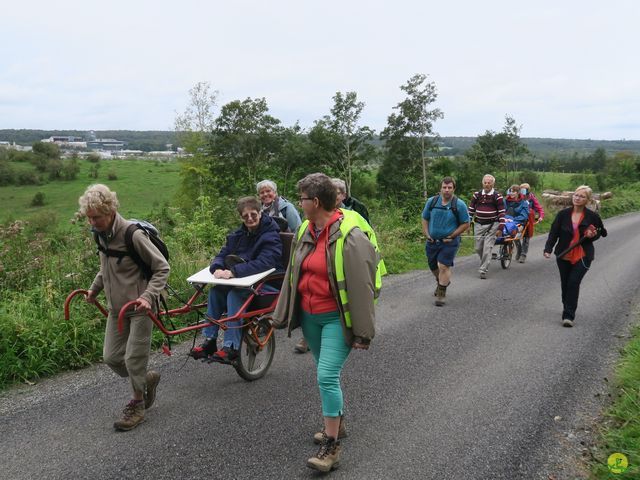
[235,317,275,381]
[500,243,512,269]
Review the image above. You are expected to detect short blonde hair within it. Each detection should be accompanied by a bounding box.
[520,183,531,190]
[78,184,119,216]
[574,185,593,201]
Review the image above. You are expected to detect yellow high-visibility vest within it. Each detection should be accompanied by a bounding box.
[294,209,386,327]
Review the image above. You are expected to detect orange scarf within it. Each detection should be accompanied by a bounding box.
[563,211,585,264]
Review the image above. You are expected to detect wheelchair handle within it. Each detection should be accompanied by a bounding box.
[64,289,108,320]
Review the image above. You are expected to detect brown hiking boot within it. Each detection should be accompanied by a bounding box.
[294,337,310,353]
[434,283,447,307]
[313,416,347,444]
[307,435,341,472]
[113,400,145,431]
[144,370,161,409]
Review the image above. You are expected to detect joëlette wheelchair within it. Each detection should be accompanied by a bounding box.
[493,219,526,270]
[64,232,293,381]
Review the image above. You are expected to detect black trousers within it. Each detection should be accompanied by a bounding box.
[556,257,591,321]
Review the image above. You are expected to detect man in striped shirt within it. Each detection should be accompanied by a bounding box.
[467,174,506,279]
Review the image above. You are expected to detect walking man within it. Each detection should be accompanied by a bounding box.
[79,184,170,431]
[468,174,505,279]
[421,177,470,306]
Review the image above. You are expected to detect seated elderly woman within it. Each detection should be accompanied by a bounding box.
[257,179,302,232]
[190,196,283,361]
[501,184,530,238]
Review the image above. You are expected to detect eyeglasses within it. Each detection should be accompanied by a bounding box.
[298,197,314,203]
[241,212,260,220]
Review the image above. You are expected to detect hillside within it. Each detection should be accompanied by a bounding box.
[2,129,640,155]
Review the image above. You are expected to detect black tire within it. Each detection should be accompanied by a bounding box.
[235,317,275,381]
[500,243,512,269]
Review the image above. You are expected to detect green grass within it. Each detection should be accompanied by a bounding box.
[0,158,181,225]
[590,321,640,479]
[1,163,639,390]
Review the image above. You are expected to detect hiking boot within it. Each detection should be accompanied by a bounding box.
[307,435,341,472]
[434,283,447,307]
[479,272,487,279]
[144,370,161,409]
[212,346,238,362]
[189,337,217,360]
[518,255,526,264]
[294,337,310,353]
[562,319,574,328]
[313,416,347,444]
[491,252,498,260]
[113,400,145,431]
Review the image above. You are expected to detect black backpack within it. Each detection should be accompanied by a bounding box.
[94,220,169,280]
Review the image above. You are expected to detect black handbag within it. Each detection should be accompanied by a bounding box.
[224,254,246,269]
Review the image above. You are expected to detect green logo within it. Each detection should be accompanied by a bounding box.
[607,453,628,474]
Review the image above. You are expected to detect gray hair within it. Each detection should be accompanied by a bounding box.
[331,178,347,195]
[297,173,337,211]
[78,184,119,216]
[483,174,495,182]
[256,179,277,193]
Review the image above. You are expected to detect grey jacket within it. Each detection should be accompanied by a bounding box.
[89,213,170,313]
[272,216,377,346]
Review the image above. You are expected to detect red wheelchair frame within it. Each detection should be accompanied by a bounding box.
[64,271,283,382]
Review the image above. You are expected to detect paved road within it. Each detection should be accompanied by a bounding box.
[2,212,639,480]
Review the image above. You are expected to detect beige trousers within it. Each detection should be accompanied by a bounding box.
[103,312,153,395]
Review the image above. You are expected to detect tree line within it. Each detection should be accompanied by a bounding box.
[174,77,640,219]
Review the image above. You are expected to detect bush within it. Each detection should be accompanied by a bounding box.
[16,170,41,185]
[518,170,540,188]
[30,192,45,207]
[107,171,118,181]
[86,153,101,163]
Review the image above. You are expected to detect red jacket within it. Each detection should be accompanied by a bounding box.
[297,211,342,314]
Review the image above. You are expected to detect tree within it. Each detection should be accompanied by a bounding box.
[174,81,218,210]
[465,115,528,189]
[308,91,374,193]
[174,81,218,153]
[378,74,444,203]
[208,97,284,196]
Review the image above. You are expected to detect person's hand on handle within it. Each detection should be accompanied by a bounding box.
[85,290,98,304]
[135,297,152,312]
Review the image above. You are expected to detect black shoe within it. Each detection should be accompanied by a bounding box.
[189,337,217,359]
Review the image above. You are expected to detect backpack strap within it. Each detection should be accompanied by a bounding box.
[124,224,153,280]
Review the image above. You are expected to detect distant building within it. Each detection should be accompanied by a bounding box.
[87,138,126,151]
[42,136,87,149]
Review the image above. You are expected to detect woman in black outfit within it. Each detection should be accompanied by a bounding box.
[544,185,607,327]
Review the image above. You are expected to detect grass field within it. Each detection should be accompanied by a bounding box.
[0,158,181,226]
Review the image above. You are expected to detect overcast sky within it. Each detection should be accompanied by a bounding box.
[1,0,638,139]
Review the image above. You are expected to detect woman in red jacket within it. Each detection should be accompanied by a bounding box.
[273,173,379,472]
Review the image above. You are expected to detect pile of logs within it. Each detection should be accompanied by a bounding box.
[541,190,612,212]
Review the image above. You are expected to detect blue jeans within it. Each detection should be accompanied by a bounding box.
[204,285,279,349]
[301,310,352,417]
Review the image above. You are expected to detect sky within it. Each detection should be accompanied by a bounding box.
[1,0,639,140]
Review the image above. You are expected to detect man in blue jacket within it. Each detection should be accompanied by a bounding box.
[190,196,283,361]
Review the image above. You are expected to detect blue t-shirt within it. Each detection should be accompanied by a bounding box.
[422,196,470,240]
